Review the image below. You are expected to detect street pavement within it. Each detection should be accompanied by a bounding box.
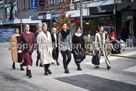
[0,42,136,91]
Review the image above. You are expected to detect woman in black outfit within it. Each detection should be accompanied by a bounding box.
[51,27,59,65]
[72,27,86,70]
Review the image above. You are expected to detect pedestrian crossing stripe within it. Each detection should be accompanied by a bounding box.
[120,58,128,59]
[111,54,136,59]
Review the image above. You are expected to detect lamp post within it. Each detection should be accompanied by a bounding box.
[20,0,23,33]
[80,0,83,32]
[114,0,116,32]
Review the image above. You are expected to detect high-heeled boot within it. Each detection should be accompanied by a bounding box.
[20,65,24,71]
[47,64,52,74]
[28,70,32,78]
[26,68,29,76]
[44,65,48,75]
[12,62,16,69]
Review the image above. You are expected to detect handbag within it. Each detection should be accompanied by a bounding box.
[73,48,86,60]
[92,50,100,65]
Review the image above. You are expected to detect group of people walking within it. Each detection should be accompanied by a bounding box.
[9,23,111,78]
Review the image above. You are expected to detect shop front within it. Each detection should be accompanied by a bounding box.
[86,4,115,36]
[117,2,136,43]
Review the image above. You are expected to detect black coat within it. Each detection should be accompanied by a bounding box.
[51,33,59,60]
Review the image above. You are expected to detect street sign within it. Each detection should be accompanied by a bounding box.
[31,0,37,9]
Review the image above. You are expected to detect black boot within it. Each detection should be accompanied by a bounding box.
[64,68,69,74]
[56,60,60,65]
[63,61,69,74]
[107,66,111,70]
[47,64,52,74]
[36,60,38,66]
[26,68,29,76]
[40,63,43,67]
[12,62,16,69]
[28,70,32,78]
[44,65,48,75]
[75,61,82,71]
[20,65,24,71]
[95,65,99,68]
[47,69,52,74]
[77,64,82,71]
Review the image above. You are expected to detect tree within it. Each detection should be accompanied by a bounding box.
[53,3,75,32]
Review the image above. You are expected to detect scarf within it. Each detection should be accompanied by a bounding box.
[61,29,70,40]
[43,31,48,37]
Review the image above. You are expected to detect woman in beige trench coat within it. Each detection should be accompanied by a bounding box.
[9,28,24,70]
[38,23,54,75]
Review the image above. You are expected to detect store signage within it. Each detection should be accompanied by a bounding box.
[0,29,14,41]
[97,6,106,13]
[31,15,46,20]
[51,13,61,19]
[90,4,114,14]
[1,20,14,25]
[31,0,37,9]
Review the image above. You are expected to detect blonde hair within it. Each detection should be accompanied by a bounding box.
[24,24,29,28]
[52,27,57,31]
[42,23,47,28]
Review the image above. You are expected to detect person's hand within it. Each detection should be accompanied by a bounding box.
[70,49,72,52]
[39,51,41,54]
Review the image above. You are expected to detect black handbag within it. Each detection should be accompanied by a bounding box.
[92,50,100,65]
[73,48,86,60]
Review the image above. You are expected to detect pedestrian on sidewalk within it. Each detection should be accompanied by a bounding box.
[18,24,37,78]
[9,28,24,71]
[51,27,59,65]
[72,27,86,71]
[58,23,72,74]
[38,23,53,75]
[35,26,43,67]
[94,26,111,70]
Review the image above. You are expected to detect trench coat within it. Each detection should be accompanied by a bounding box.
[38,31,54,64]
[9,35,18,62]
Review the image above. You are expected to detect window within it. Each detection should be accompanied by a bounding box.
[50,0,54,5]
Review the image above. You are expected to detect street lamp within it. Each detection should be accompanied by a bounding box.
[80,0,83,32]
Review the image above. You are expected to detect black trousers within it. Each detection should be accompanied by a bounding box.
[61,50,71,69]
[37,50,40,60]
[52,47,59,60]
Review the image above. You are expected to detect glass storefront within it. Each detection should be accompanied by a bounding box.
[83,16,114,35]
[121,11,135,41]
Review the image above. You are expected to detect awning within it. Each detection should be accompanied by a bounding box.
[0,19,41,25]
[89,4,114,15]
[87,0,114,8]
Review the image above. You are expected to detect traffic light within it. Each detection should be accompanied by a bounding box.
[39,0,45,5]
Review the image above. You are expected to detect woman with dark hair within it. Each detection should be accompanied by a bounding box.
[9,28,24,71]
[51,27,59,65]
[18,24,37,78]
[58,23,72,74]
[72,27,86,70]
[94,26,111,70]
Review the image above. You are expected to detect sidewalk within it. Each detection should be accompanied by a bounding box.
[0,42,136,91]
